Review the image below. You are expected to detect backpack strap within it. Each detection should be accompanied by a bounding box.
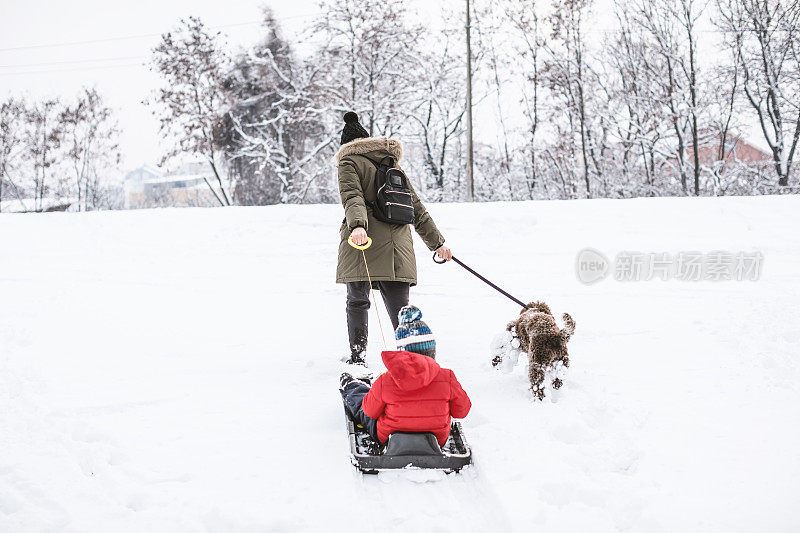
[360,156,386,211]
[363,156,395,170]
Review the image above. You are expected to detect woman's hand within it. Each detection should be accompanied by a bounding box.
[435,245,453,261]
[350,227,369,246]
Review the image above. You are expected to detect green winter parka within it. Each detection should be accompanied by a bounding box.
[335,137,445,286]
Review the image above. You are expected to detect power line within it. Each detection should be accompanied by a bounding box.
[1,10,791,54]
[0,55,147,69]
[0,62,147,76]
[0,13,319,53]
[0,23,254,53]
[0,37,331,77]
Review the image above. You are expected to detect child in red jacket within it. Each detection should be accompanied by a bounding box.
[340,305,471,447]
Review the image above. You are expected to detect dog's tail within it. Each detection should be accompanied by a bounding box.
[560,313,576,342]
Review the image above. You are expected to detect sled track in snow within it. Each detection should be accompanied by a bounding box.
[352,464,513,532]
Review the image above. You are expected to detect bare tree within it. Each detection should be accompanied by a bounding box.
[60,88,122,211]
[705,42,743,192]
[134,2,790,204]
[717,0,800,186]
[543,0,601,198]
[503,0,543,199]
[604,2,679,195]
[24,98,63,211]
[678,0,707,196]
[405,28,466,198]
[148,16,232,206]
[0,98,27,212]
[627,0,713,195]
[471,1,515,198]
[313,0,424,137]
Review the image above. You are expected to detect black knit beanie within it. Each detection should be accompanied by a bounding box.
[340,112,369,145]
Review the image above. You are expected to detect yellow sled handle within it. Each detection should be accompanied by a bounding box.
[348,236,372,250]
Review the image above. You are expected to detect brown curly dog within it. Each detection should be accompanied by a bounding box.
[500,301,576,399]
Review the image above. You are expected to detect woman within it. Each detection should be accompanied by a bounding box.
[334,112,452,364]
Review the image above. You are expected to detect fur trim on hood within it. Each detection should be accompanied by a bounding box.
[333,137,403,164]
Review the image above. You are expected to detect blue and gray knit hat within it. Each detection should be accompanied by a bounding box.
[395,305,436,359]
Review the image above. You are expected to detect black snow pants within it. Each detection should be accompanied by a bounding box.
[346,281,409,358]
[341,380,379,441]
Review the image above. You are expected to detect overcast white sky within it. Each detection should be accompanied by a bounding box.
[0,1,342,170]
[5,0,732,175]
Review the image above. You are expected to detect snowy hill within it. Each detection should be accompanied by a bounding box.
[1,196,798,532]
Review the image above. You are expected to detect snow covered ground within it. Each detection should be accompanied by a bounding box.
[1,195,798,532]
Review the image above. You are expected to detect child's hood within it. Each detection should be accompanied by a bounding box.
[381,350,440,391]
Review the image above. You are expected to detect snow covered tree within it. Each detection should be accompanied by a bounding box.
[216,9,335,204]
[601,1,688,196]
[674,0,706,196]
[0,97,27,212]
[312,0,425,136]
[140,0,791,204]
[1,91,122,212]
[619,0,713,195]
[605,6,662,194]
[148,16,232,206]
[470,0,522,201]
[23,98,64,211]
[717,0,800,187]
[704,41,746,194]
[542,0,603,198]
[60,88,122,211]
[404,23,468,200]
[502,0,544,199]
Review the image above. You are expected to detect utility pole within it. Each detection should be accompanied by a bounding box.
[465,0,475,202]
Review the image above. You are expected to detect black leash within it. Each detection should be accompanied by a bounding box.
[433,252,530,310]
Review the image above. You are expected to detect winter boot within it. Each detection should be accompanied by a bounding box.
[341,352,367,366]
[344,332,367,365]
[346,305,368,366]
[340,372,371,392]
[340,372,355,390]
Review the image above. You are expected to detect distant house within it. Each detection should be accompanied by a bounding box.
[688,134,772,167]
[124,163,223,208]
[656,134,773,190]
[123,165,160,208]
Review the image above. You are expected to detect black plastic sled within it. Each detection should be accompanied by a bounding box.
[345,409,472,474]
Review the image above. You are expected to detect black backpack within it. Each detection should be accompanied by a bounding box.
[366,156,415,225]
